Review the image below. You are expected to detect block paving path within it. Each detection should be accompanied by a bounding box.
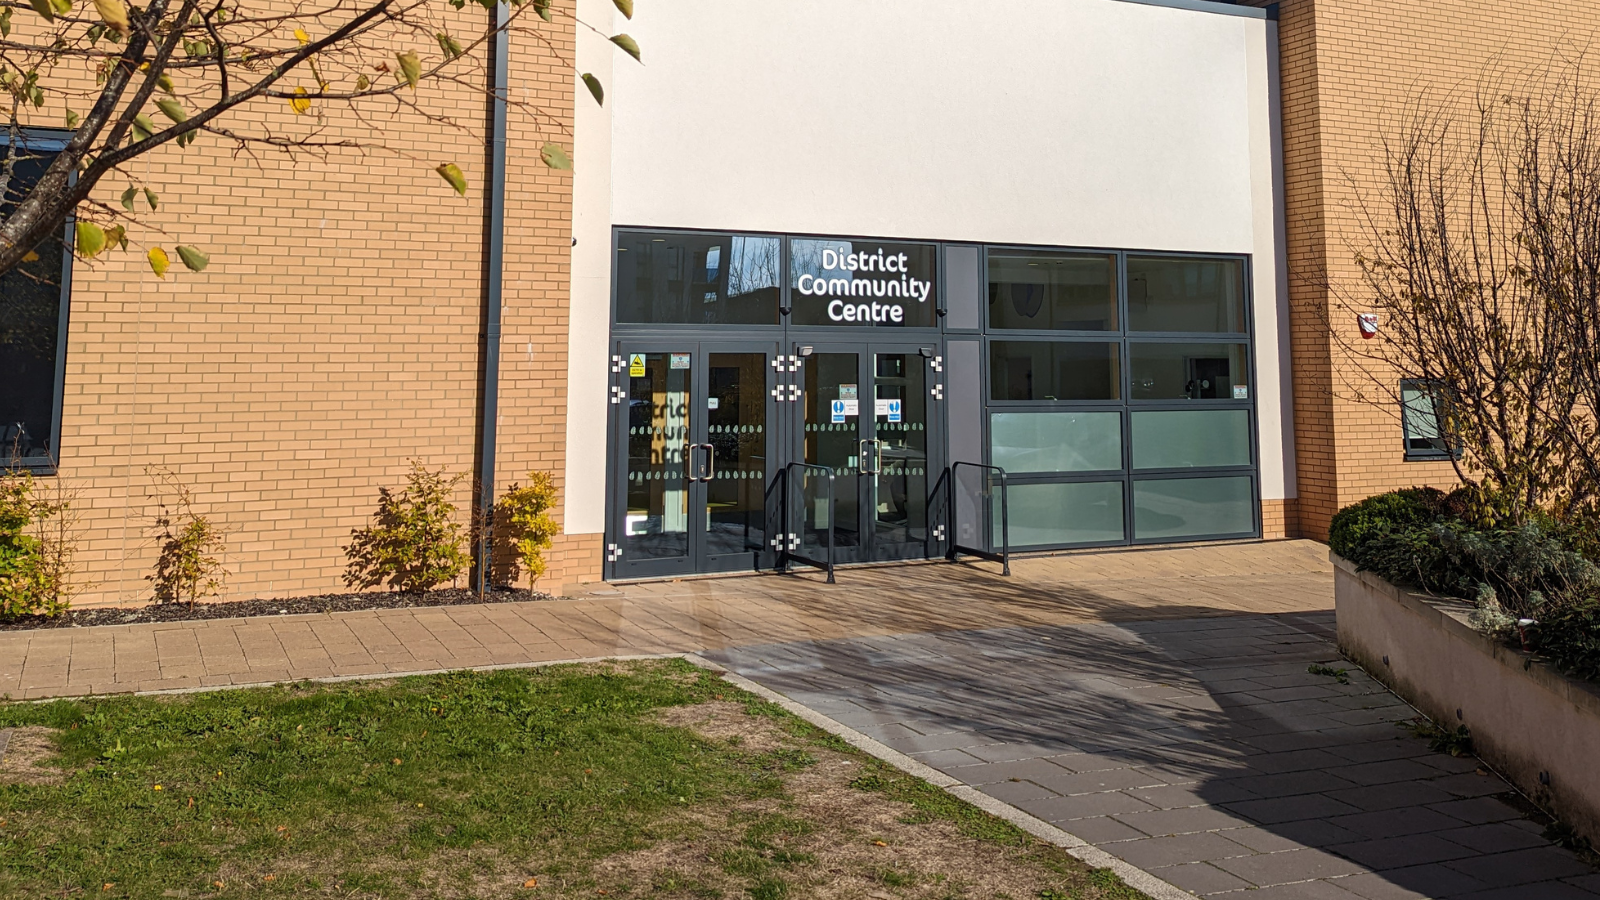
[2,539,1596,898]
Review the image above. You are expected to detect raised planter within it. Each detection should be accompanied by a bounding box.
[1334,553,1600,845]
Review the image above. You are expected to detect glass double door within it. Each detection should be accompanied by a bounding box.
[606,339,940,579]
[610,342,779,579]
[793,343,940,564]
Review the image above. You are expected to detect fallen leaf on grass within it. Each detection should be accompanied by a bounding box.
[871,840,888,847]
[522,878,537,888]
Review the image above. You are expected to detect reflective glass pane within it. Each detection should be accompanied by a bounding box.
[790,238,938,327]
[705,353,768,556]
[615,232,781,325]
[1127,257,1246,333]
[1002,481,1125,546]
[990,412,1121,473]
[623,353,692,559]
[1129,343,1249,401]
[990,341,1120,401]
[1402,381,1451,455]
[1131,410,1251,470]
[0,142,65,463]
[987,251,1117,331]
[873,353,928,553]
[802,352,862,549]
[1133,477,1254,539]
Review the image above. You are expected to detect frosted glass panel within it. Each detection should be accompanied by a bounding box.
[991,412,1121,473]
[1131,410,1250,470]
[1133,477,1254,539]
[1003,481,1125,546]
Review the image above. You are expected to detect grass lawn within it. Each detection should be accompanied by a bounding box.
[0,659,1148,899]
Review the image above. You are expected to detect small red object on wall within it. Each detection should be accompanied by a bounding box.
[1358,313,1379,339]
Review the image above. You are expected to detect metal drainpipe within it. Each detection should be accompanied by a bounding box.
[475,0,510,594]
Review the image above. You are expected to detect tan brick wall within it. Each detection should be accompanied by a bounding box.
[1248,0,1600,539]
[1261,498,1298,540]
[30,4,593,607]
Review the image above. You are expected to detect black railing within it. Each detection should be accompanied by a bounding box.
[781,461,836,583]
[947,461,1010,576]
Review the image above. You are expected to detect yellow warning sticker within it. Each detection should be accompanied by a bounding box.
[628,353,646,377]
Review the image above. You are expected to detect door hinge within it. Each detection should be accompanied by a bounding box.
[788,533,802,551]
[933,524,947,541]
[930,383,944,400]
[606,543,621,561]
[610,386,627,404]
[932,355,944,373]
[611,355,624,374]
[787,355,802,372]
[788,384,801,401]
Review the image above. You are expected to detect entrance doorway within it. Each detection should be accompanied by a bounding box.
[791,343,941,564]
[605,339,942,579]
[608,342,780,579]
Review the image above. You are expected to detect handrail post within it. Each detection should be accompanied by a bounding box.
[948,461,1010,577]
[781,461,838,582]
[998,468,1010,576]
[824,471,836,583]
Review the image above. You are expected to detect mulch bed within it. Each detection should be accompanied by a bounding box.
[0,587,560,631]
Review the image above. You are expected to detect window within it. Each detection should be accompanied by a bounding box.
[987,251,1117,331]
[1,130,72,470]
[989,340,1119,401]
[1401,379,1455,460]
[1129,342,1250,400]
[1126,256,1246,333]
[615,231,781,325]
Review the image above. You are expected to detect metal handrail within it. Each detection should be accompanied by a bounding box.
[948,461,1010,576]
[782,461,836,583]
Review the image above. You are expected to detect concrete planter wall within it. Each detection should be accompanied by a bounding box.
[1334,554,1600,845]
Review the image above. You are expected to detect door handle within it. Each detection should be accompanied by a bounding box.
[859,440,883,475]
[689,443,713,482]
[703,442,716,482]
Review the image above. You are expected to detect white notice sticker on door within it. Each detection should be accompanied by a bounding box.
[842,399,859,416]
[670,353,691,369]
[875,398,891,416]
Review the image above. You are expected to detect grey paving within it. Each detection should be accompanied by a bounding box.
[706,612,1600,899]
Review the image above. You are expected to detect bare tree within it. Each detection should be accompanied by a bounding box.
[1342,70,1600,521]
[0,0,634,276]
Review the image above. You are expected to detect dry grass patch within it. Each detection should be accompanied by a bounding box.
[590,701,1141,900]
[0,727,65,786]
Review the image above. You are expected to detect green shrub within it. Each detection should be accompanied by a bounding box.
[146,468,227,605]
[494,471,558,585]
[344,461,469,592]
[1328,487,1447,562]
[1,469,77,618]
[1537,599,1600,683]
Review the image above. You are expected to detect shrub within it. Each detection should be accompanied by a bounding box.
[494,471,558,585]
[0,468,79,618]
[147,468,226,605]
[1327,487,1447,562]
[345,461,468,592]
[1536,599,1600,683]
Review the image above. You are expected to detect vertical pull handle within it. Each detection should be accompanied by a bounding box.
[703,442,717,482]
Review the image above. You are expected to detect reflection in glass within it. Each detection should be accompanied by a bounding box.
[1131,410,1251,469]
[803,353,862,550]
[873,353,928,554]
[1129,343,1250,400]
[1402,380,1452,457]
[990,341,1120,401]
[624,354,692,559]
[1127,257,1246,333]
[1003,481,1125,546]
[705,353,767,557]
[990,411,1122,473]
[615,231,780,325]
[789,238,938,327]
[1133,476,1254,539]
[988,251,1117,330]
[0,140,66,464]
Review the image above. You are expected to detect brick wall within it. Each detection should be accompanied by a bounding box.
[27,3,592,607]
[1249,0,1600,538]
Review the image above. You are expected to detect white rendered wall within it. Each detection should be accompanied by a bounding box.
[566,0,1295,535]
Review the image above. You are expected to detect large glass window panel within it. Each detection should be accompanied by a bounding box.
[1401,379,1453,458]
[988,251,1117,331]
[990,412,1121,473]
[615,231,781,325]
[1129,342,1249,401]
[1004,481,1126,546]
[990,341,1120,401]
[1127,257,1246,333]
[0,137,67,465]
[1133,477,1254,539]
[1131,410,1251,470]
[789,238,938,327]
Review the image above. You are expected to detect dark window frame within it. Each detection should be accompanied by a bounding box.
[1,127,75,474]
[1400,378,1458,461]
